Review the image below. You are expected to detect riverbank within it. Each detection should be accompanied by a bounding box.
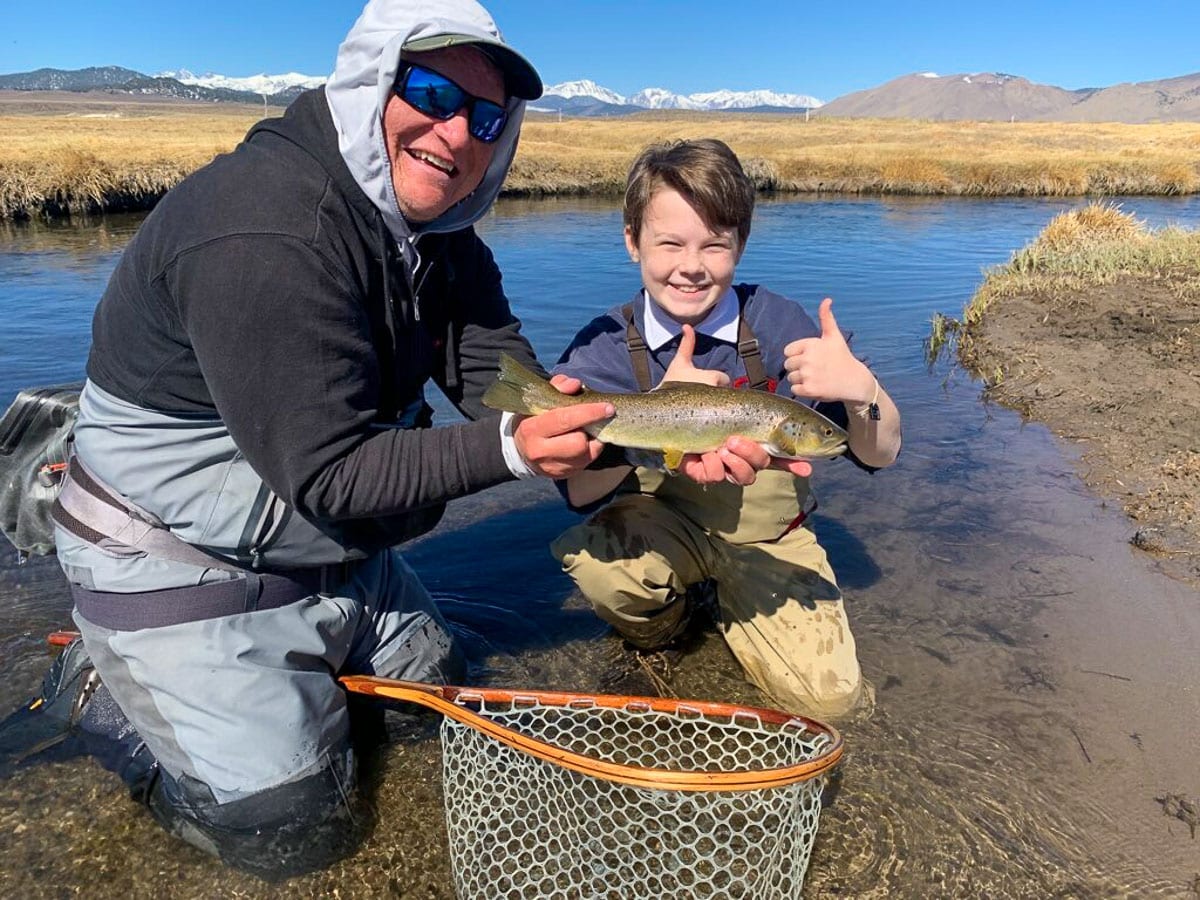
[3,92,1200,219]
[932,203,1200,586]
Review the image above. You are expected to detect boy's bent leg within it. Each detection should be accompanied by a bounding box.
[712,530,864,720]
[73,591,364,880]
[551,495,710,649]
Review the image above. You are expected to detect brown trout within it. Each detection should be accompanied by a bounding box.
[482,354,848,470]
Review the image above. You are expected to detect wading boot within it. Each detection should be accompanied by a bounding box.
[0,638,100,775]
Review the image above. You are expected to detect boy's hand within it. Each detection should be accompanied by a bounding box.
[659,324,730,388]
[679,436,813,485]
[784,298,876,404]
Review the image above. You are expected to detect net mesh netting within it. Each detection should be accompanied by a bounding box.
[440,697,833,899]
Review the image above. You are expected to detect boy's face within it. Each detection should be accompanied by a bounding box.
[625,187,742,326]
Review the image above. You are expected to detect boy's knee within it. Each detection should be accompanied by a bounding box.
[552,526,639,598]
[762,664,864,722]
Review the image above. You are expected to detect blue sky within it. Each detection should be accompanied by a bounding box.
[4,1,1199,102]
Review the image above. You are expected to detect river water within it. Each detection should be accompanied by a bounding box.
[1,195,1198,897]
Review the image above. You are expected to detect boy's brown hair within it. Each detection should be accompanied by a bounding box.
[623,138,756,248]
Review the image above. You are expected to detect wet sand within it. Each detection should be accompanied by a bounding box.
[961,271,1200,587]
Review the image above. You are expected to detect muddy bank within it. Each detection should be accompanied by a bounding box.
[952,211,1200,587]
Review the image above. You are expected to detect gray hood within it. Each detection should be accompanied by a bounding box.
[325,0,529,240]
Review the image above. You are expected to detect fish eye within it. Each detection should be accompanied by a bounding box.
[823,427,833,436]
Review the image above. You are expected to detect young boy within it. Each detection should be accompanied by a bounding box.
[550,139,901,720]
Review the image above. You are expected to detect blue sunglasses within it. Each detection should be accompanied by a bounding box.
[395,64,509,144]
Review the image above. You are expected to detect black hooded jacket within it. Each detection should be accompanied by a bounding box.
[85,89,541,553]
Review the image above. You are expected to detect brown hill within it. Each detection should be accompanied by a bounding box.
[818,71,1200,123]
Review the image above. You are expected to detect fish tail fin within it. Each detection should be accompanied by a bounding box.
[482,353,559,415]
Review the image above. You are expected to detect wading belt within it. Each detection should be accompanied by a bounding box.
[620,298,770,393]
[51,458,350,631]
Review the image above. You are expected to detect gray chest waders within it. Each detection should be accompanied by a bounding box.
[52,458,349,631]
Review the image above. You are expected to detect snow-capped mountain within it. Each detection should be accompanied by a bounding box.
[160,69,326,95]
[543,80,823,111]
[2,64,819,115]
[541,79,626,106]
[688,89,823,110]
[156,71,818,112]
[628,87,703,110]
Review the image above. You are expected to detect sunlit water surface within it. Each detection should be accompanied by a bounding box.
[1,195,1199,897]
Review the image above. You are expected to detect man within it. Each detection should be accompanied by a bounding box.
[3,0,613,878]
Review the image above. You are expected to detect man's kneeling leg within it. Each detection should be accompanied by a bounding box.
[145,745,359,881]
[69,657,364,880]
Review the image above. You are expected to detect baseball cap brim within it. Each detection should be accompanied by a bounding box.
[402,33,543,101]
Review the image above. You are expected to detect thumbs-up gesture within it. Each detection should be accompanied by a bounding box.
[783,298,876,404]
[659,324,730,388]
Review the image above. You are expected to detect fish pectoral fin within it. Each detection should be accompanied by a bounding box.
[662,448,685,471]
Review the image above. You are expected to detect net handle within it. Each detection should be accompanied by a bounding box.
[340,674,843,792]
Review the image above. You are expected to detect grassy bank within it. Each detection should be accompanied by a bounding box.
[3,99,1200,219]
[927,203,1200,365]
[0,100,263,220]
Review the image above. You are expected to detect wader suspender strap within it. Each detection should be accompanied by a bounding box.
[621,303,655,392]
[737,315,770,391]
[620,295,771,393]
[52,459,245,574]
[52,458,342,631]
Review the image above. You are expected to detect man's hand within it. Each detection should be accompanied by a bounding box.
[783,298,875,404]
[513,374,613,479]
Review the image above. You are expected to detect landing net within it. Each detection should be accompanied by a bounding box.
[437,691,839,900]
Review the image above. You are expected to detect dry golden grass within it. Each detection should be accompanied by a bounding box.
[511,114,1200,197]
[3,98,1200,219]
[0,100,263,219]
[977,203,1200,311]
[927,202,1200,358]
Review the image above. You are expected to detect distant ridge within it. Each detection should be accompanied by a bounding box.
[0,66,146,91]
[0,67,822,116]
[0,66,312,106]
[817,71,1200,123]
[2,66,1199,122]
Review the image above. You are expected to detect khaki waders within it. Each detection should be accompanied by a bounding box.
[552,470,863,720]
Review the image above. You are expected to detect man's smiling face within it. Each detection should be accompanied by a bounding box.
[383,45,505,223]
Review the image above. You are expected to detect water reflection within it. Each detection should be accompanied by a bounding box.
[1,196,1199,896]
[0,214,144,254]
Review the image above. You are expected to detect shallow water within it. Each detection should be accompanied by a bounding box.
[1,195,1199,897]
